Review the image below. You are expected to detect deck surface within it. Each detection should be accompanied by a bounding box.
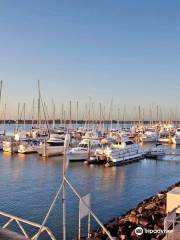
[0,228,27,240]
[163,223,180,240]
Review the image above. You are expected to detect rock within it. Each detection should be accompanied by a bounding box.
[157,193,165,200]
[138,216,149,226]
[145,202,156,210]
[119,234,127,240]
[131,210,137,215]
[89,182,180,240]
[128,214,137,223]
[137,206,144,214]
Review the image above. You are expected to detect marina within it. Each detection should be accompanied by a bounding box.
[1,124,180,239]
[0,1,179,239]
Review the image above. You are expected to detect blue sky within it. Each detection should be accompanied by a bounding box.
[0,0,180,119]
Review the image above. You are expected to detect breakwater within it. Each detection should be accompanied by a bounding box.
[90,181,180,240]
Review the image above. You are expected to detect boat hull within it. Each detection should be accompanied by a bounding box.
[105,153,144,167]
[38,146,64,157]
[68,152,89,161]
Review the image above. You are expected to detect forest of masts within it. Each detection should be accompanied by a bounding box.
[0,80,179,125]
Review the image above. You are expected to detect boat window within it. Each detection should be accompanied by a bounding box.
[79,144,88,148]
[48,142,64,146]
[126,141,133,145]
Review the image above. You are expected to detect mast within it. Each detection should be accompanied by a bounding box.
[32,99,35,128]
[37,80,41,128]
[52,99,55,129]
[88,98,91,130]
[122,104,126,129]
[16,103,20,132]
[69,100,72,128]
[76,101,79,129]
[0,80,3,131]
[91,102,95,131]
[108,98,113,130]
[138,105,141,125]
[156,105,159,123]
[117,107,120,130]
[23,102,26,131]
[61,104,64,126]
[3,104,6,135]
[64,110,66,128]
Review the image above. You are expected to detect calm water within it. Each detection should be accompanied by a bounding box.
[1,125,180,239]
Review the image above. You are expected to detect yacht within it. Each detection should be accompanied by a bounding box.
[18,139,40,154]
[3,137,19,153]
[141,127,158,143]
[0,133,5,150]
[95,139,144,166]
[145,143,170,159]
[3,130,32,153]
[37,134,64,157]
[68,139,102,161]
[171,128,180,145]
[158,133,173,144]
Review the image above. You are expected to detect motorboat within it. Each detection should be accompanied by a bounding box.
[18,139,40,154]
[171,128,180,145]
[37,134,64,157]
[94,138,144,166]
[68,139,102,161]
[141,128,158,143]
[3,137,19,153]
[145,143,170,159]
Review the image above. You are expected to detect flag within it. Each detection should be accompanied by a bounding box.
[79,194,91,220]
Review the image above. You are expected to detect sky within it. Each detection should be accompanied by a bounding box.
[0,0,180,119]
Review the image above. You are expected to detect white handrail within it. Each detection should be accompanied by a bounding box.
[0,211,56,240]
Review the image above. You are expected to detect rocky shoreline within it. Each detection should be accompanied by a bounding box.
[89,181,180,240]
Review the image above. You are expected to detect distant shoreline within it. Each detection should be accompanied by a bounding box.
[1,120,179,125]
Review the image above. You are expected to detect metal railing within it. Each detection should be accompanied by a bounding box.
[0,210,56,240]
[164,205,180,240]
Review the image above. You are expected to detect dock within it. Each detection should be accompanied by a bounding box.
[163,223,180,240]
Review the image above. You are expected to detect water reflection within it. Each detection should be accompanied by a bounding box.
[1,142,180,239]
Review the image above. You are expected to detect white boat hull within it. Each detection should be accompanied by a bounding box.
[18,144,38,154]
[38,146,64,157]
[111,152,143,163]
[142,137,158,143]
[3,141,19,153]
[68,151,89,161]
